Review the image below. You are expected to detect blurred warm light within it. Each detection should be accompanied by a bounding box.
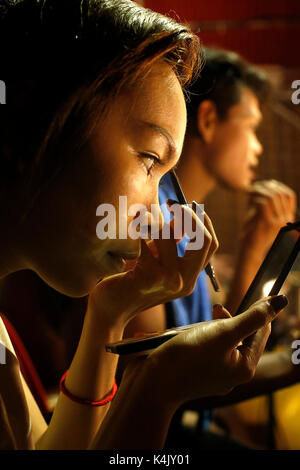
[262,279,276,297]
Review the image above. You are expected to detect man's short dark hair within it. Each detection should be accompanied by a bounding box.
[187,47,271,136]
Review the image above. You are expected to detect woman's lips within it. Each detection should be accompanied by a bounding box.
[107,251,139,272]
[107,252,126,270]
[108,251,139,260]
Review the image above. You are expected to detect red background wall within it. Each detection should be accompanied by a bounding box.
[144,0,300,264]
[145,0,300,67]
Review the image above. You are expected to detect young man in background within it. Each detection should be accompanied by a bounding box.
[122,48,298,449]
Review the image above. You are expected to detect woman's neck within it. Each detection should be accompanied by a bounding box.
[0,209,26,281]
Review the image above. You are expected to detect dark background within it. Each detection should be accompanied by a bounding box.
[143,0,300,262]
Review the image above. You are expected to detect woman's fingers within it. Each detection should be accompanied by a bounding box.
[202,208,219,252]
[212,295,288,389]
[152,202,218,295]
[166,200,208,252]
[144,295,288,402]
[212,304,232,320]
[183,207,218,260]
[152,226,179,273]
[237,323,271,368]
[225,295,288,349]
[202,211,219,265]
[178,207,218,287]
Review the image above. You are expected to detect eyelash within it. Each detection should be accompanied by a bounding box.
[139,153,161,175]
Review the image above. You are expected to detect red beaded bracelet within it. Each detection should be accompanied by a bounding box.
[59,370,118,406]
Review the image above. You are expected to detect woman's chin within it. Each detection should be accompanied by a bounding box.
[35,254,129,298]
[37,272,98,298]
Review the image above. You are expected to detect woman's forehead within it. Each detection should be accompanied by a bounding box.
[116,63,187,138]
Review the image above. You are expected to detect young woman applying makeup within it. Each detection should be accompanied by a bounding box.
[0,0,287,450]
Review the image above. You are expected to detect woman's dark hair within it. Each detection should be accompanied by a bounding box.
[0,0,201,206]
[186,47,271,136]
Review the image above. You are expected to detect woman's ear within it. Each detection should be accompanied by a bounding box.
[196,100,218,144]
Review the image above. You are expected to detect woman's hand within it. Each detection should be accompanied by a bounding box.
[138,295,288,405]
[87,206,218,328]
[90,295,288,450]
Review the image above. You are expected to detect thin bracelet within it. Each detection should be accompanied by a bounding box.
[59,370,118,406]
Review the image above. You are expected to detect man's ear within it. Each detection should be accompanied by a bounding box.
[196,100,218,144]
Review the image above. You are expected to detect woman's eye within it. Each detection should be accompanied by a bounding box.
[139,153,161,175]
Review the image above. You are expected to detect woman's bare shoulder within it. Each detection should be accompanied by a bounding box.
[0,317,46,448]
[0,316,16,360]
[0,317,19,380]
[0,317,30,448]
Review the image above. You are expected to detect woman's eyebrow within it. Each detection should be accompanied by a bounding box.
[136,119,177,161]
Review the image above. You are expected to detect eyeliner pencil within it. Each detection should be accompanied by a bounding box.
[169,170,220,292]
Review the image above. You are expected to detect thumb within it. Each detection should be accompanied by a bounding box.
[226,295,288,348]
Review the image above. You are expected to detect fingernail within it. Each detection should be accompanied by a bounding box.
[213,304,224,315]
[269,295,288,313]
[167,199,179,206]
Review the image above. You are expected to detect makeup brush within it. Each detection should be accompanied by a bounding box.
[169,170,220,292]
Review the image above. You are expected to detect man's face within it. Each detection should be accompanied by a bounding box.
[204,87,263,190]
